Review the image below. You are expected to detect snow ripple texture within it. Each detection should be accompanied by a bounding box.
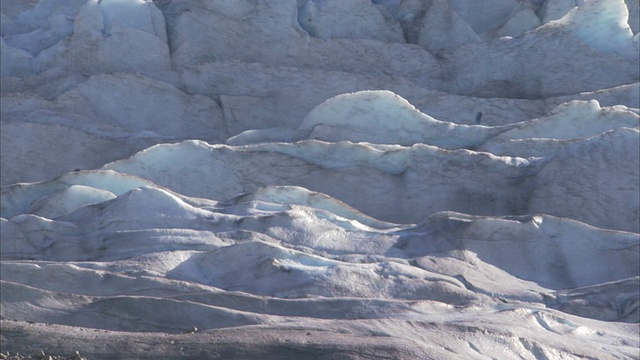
[1,0,639,359]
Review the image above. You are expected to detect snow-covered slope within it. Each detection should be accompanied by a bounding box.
[1,0,638,359]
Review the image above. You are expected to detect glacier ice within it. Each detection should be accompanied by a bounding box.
[496,8,541,38]
[299,90,517,148]
[1,0,639,358]
[543,0,636,57]
[395,0,481,52]
[297,0,404,43]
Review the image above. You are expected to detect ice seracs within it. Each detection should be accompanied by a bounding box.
[395,0,481,52]
[541,0,637,58]
[297,0,404,42]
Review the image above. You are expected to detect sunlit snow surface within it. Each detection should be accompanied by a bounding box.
[1,0,639,359]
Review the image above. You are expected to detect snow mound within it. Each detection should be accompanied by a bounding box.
[3,182,403,259]
[299,90,513,148]
[230,92,638,157]
[1,170,155,219]
[168,240,476,301]
[234,185,401,230]
[3,189,636,326]
[27,185,116,219]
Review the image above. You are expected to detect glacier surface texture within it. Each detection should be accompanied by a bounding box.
[1,0,639,359]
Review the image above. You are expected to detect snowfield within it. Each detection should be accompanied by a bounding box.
[1,0,639,359]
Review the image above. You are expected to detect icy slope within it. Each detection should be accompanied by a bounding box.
[101,129,640,232]
[1,0,639,359]
[2,181,638,358]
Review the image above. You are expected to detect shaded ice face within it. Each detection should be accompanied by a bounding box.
[99,0,157,35]
[546,0,635,56]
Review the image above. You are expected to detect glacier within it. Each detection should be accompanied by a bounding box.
[1,0,639,359]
